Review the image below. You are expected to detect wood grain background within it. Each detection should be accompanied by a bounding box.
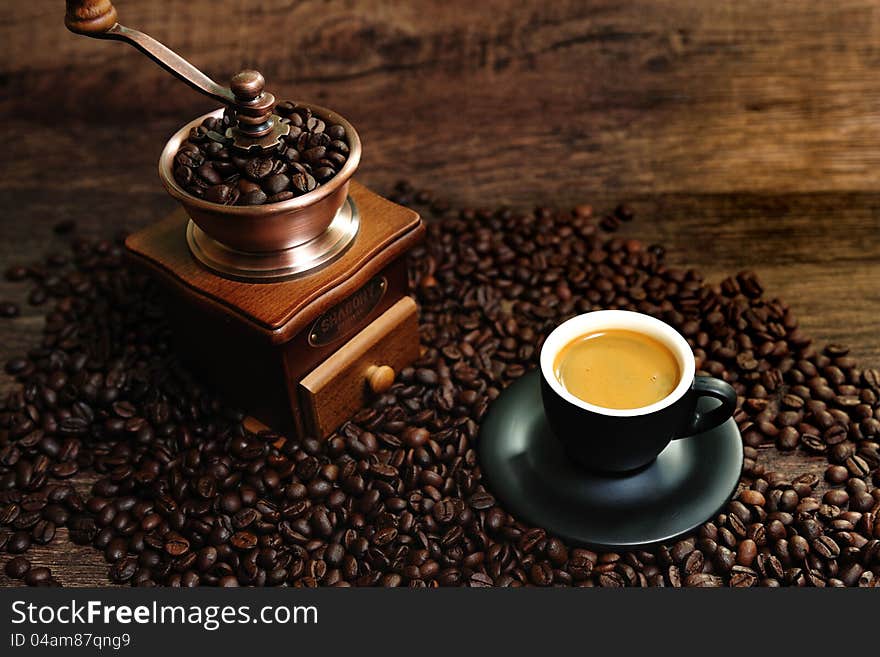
[0,0,879,585]
[4,1,878,349]
[5,1,880,198]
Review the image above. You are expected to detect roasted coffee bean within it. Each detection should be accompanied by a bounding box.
[196,163,222,185]
[778,489,799,512]
[666,565,682,587]
[264,190,294,203]
[7,531,31,554]
[327,124,346,140]
[262,173,290,195]
[597,572,623,587]
[68,516,97,545]
[826,465,849,484]
[518,527,546,553]
[108,556,138,583]
[0,301,20,318]
[24,566,52,586]
[303,146,327,162]
[789,535,809,561]
[736,539,757,566]
[314,166,336,182]
[204,184,237,205]
[683,550,704,575]
[801,433,825,453]
[530,562,554,586]
[244,157,274,181]
[824,489,849,507]
[175,148,204,168]
[374,527,398,546]
[468,491,495,509]
[670,539,694,563]
[231,531,258,551]
[846,455,870,478]
[812,535,840,560]
[0,502,20,524]
[31,519,55,545]
[165,536,190,557]
[290,172,317,194]
[685,573,724,587]
[4,556,31,579]
[568,555,593,580]
[730,566,758,587]
[757,553,784,580]
[5,357,28,375]
[174,165,194,186]
[239,189,268,205]
[715,546,735,572]
[105,538,127,562]
[738,489,765,507]
[432,499,457,524]
[727,513,747,538]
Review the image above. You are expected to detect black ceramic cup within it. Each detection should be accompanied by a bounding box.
[539,310,737,473]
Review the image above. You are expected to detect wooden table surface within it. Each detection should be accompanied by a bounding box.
[0,0,879,585]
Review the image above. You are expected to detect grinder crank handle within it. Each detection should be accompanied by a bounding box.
[64,0,236,106]
[65,0,282,142]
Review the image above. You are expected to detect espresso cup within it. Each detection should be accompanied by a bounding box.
[539,310,737,473]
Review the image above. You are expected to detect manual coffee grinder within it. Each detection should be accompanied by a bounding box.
[64,1,424,438]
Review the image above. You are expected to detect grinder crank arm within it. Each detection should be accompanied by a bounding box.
[64,0,236,107]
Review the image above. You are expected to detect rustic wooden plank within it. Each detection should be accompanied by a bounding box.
[1,1,880,586]
[5,1,880,196]
[615,192,880,365]
[3,179,877,388]
[3,119,878,361]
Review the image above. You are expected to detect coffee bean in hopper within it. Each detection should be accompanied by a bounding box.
[172,104,349,206]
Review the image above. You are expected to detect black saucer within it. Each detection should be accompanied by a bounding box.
[479,371,743,549]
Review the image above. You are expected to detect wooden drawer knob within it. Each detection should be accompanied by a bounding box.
[366,365,395,394]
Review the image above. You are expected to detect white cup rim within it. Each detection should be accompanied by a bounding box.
[539,310,696,417]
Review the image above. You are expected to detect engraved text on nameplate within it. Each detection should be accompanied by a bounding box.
[308,277,387,347]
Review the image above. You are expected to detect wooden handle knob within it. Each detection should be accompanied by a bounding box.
[229,69,278,138]
[65,0,118,35]
[230,70,265,102]
[366,365,395,394]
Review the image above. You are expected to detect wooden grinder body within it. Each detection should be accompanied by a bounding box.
[125,181,424,438]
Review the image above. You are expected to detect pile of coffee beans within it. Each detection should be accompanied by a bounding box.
[1,184,878,587]
[172,103,350,206]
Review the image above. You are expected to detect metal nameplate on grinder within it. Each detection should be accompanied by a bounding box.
[309,276,387,347]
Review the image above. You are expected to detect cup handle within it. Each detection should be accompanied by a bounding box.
[676,376,737,438]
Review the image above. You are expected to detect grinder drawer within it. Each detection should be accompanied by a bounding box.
[299,296,420,437]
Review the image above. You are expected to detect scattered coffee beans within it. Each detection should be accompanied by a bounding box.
[0,302,19,318]
[172,103,350,206]
[1,182,878,587]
